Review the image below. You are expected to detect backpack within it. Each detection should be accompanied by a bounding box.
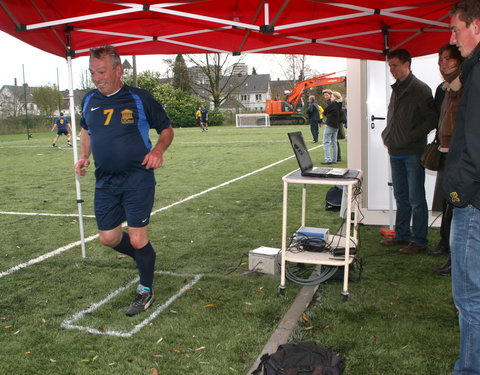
[325,186,343,211]
[252,342,345,375]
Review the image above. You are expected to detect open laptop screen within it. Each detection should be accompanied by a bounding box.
[288,131,313,172]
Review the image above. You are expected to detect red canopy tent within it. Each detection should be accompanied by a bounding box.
[0,0,458,256]
[1,0,455,61]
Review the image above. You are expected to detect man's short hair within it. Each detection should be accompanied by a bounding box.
[89,45,122,68]
[387,49,412,65]
[308,95,315,101]
[60,112,64,116]
[450,0,480,27]
[322,89,333,95]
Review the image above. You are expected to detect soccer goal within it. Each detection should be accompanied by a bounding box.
[235,113,270,127]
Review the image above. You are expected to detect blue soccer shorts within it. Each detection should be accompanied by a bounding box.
[94,186,155,231]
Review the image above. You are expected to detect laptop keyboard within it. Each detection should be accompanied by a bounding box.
[312,167,332,174]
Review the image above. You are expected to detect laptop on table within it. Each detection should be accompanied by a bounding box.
[287,131,348,178]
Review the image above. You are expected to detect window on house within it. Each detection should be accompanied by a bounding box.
[241,95,249,102]
[255,94,262,101]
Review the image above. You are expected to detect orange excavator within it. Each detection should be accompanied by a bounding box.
[265,72,346,125]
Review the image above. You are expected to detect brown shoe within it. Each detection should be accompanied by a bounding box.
[380,238,409,246]
[399,242,426,254]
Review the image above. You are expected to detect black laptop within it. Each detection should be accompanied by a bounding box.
[288,131,348,178]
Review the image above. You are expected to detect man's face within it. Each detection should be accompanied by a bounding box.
[89,55,123,95]
[388,57,410,82]
[323,92,331,101]
[450,12,480,58]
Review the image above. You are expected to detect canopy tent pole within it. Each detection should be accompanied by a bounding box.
[66,54,86,258]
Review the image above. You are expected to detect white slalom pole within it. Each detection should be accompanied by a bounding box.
[67,54,86,258]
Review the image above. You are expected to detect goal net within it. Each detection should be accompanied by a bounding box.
[235,113,270,127]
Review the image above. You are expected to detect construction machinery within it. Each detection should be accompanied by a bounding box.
[265,72,346,125]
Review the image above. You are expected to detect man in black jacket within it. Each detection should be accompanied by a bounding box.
[321,89,340,164]
[306,95,321,143]
[380,49,437,255]
[444,1,480,373]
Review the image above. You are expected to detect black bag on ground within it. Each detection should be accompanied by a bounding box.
[252,341,345,375]
[325,186,343,211]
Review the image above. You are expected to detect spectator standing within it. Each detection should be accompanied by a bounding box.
[444,1,480,373]
[380,49,437,254]
[51,112,72,147]
[306,95,321,143]
[428,44,464,278]
[74,45,174,317]
[321,89,340,164]
[332,91,345,162]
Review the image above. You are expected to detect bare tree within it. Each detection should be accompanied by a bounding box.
[281,55,313,85]
[78,70,95,91]
[0,85,25,118]
[187,53,248,109]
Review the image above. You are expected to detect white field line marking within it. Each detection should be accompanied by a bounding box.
[0,234,100,279]
[61,271,203,337]
[0,145,323,279]
[0,211,95,218]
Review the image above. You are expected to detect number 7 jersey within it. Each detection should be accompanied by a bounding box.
[81,84,171,190]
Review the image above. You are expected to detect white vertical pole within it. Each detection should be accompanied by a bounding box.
[67,55,86,258]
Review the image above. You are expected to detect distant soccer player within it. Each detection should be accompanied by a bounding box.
[51,112,72,147]
[74,45,174,316]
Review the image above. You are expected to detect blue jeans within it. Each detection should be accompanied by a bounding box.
[323,125,338,162]
[451,206,480,375]
[390,155,428,246]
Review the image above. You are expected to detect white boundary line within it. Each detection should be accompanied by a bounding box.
[0,145,323,280]
[0,211,96,218]
[61,271,203,337]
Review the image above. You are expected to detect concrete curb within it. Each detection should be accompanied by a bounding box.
[246,284,319,374]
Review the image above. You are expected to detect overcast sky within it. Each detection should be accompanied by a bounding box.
[1,31,347,91]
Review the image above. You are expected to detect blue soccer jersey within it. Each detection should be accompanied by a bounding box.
[56,116,68,131]
[81,85,170,190]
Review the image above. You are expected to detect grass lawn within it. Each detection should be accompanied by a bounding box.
[0,125,457,375]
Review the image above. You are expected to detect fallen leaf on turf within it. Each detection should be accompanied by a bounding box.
[302,314,310,322]
[242,355,250,361]
[41,319,46,324]
[25,352,31,355]
[156,337,164,344]
[49,359,56,363]
[203,304,215,308]
[171,349,182,353]
[169,310,177,314]
[3,325,11,329]
[13,330,20,335]
[245,302,252,306]
[80,359,90,362]
[303,326,315,331]
[108,362,116,367]
[196,346,206,351]
[153,354,163,358]
[151,368,159,375]
[92,355,98,362]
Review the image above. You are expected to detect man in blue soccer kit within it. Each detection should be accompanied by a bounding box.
[74,45,174,316]
[200,104,208,131]
[51,112,72,147]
